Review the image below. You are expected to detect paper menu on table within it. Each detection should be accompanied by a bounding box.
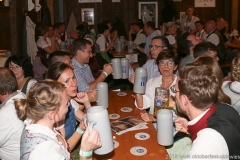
[126,54,138,63]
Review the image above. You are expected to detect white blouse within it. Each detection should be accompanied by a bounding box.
[24,124,70,160]
[135,75,177,114]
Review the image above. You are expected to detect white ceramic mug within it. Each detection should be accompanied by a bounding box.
[157,109,178,146]
[133,67,147,94]
[121,58,129,79]
[111,58,122,79]
[84,106,113,155]
[96,82,108,108]
[128,41,133,53]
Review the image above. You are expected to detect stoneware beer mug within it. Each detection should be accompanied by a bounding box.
[121,58,129,79]
[133,67,147,94]
[128,41,133,53]
[153,87,169,117]
[157,109,178,146]
[111,58,122,79]
[84,106,113,155]
[96,82,108,108]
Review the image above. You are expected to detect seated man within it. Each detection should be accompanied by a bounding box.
[193,41,219,61]
[72,38,113,92]
[0,67,25,160]
[129,36,169,83]
[174,64,240,157]
[48,50,73,68]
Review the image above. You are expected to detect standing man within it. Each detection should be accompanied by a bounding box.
[203,20,227,64]
[129,36,169,83]
[0,68,25,160]
[71,38,113,92]
[174,64,240,157]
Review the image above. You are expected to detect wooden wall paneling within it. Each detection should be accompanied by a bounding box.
[231,0,238,31]
[0,7,11,50]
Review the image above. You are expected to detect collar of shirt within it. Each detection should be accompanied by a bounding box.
[136,29,143,35]
[72,57,87,69]
[188,108,210,125]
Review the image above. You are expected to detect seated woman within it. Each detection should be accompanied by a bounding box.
[95,23,114,68]
[222,54,240,113]
[33,25,60,81]
[5,54,36,94]
[15,80,101,159]
[135,49,179,122]
[47,62,91,150]
[164,22,178,52]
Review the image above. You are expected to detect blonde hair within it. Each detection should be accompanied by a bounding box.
[193,56,231,104]
[15,80,65,121]
[231,54,240,82]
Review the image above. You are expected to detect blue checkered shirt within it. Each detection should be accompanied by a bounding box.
[129,59,161,82]
[72,58,95,92]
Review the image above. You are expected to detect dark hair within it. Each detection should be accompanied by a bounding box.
[47,62,72,81]
[53,23,61,29]
[76,24,90,38]
[59,22,65,26]
[195,20,204,26]
[193,42,217,59]
[179,64,218,110]
[152,36,170,49]
[178,39,193,55]
[145,21,156,30]
[4,55,33,78]
[97,23,109,34]
[72,38,92,56]
[36,25,48,37]
[0,68,18,95]
[48,51,72,67]
[156,49,179,66]
[102,20,111,26]
[193,56,231,104]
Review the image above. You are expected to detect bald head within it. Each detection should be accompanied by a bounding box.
[216,18,225,30]
[205,20,216,34]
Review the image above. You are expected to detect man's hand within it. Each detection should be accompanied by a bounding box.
[103,64,113,75]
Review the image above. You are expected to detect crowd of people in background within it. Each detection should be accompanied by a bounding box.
[1,4,240,160]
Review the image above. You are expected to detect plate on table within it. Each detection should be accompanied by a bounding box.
[113,140,119,148]
[117,92,127,96]
[109,114,120,119]
[120,107,132,112]
[130,146,147,156]
[135,132,150,140]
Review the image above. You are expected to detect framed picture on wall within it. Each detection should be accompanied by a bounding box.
[194,0,215,7]
[78,0,102,3]
[81,8,94,25]
[138,2,158,28]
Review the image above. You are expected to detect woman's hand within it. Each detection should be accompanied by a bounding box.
[74,92,90,104]
[130,73,135,84]
[174,116,189,134]
[88,90,97,102]
[80,127,102,152]
[141,113,156,122]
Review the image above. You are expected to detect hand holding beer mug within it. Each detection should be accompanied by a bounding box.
[153,87,169,117]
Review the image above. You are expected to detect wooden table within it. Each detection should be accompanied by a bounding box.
[226,41,240,49]
[93,90,169,160]
[111,48,139,58]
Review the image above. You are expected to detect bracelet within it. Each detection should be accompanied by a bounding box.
[102,71,108,77]
[76,127,85,134]
[79,150,93,157]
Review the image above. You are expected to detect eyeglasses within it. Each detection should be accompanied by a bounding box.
[82,49,92,54]
[159,60,175,67]
[149,45,163,50]
[9,65,21,70]
[170,85,179,93]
